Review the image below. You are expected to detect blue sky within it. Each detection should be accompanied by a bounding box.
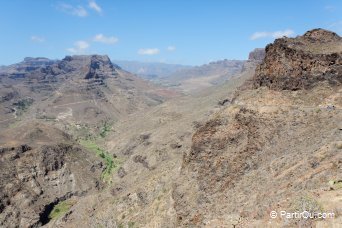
[0,0,341,66]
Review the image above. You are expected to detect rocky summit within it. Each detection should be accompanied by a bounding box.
[253,28,342,90]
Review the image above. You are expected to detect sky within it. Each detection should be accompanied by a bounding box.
[0,0,341,66]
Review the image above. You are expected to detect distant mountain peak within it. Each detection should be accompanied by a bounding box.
[248,48,265,62]
[85,55,118,79]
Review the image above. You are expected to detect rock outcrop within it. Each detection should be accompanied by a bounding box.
[0,55,121,80]
[0,123,103,227]
[85,55,119,79]
[253,28,342,90]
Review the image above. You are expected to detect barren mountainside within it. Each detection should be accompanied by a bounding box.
[173,28,342,227]
[0,28,341,228]
[0,55,177,129]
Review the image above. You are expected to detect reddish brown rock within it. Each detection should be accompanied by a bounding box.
[253,28,342,90]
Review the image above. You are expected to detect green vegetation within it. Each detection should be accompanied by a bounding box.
[336,142,342,150]
[37,115,56,121]
[100,121,112,138]
[118,221,136,228]
[13,98,34,113]
[329,180,342,190]
[80,139,120,183]
[48,200,73,220]
[74,124,93,140]
[128,221,136,228]
[291,195,323,217]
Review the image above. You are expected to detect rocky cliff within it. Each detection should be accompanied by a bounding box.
[0,123,103,227]
[85,55,119,80]
[253,28,342,90]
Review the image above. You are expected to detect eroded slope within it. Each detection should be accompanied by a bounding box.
[173,29,342,227]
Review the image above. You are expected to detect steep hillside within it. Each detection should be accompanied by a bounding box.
[173,29,342,227]
[0,123,104,227]
[35,58,257,228]
[0,55,179,227]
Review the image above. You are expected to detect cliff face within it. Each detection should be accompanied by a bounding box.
[253,29,342,90]
[0,123,103,227]
[85,55,118,79]
[248,48,265,62]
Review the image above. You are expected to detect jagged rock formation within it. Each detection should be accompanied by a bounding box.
[85,55,119,80]
[0,123,103,227]
[37,55,120,80]
[253,28,342,90]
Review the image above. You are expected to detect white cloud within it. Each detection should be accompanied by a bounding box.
[89,0,102,13]
[31,36,45,43]
[250,29,295,40]
[167,46,176,51]
[67,40,90,54]
[138,48,160,55]
[57,3,88,17]
[93,34,118,44]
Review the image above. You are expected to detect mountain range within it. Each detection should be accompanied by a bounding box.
[0,28,341,228]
